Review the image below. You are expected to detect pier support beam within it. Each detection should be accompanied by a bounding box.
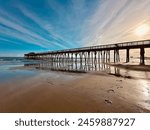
[126,49,130,63]
[88,52,90,64]
[114,49,120,63]
[75,53,77,63]
[94,51,97,64]
[106,50,110,63]
[140,47,145,65]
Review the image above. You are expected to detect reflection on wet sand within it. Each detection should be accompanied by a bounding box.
[24,61,120,75]
[24,61,150,80]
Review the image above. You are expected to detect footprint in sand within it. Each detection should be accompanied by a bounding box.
[105,99,112,105]
[107,89,115,93]
[117,86,123,89]
[116,79,122,82]
[144,100,150,104]
[47,81,54,85]
[146,88,150,93]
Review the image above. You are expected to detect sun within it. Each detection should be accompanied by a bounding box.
[135,24,149,37]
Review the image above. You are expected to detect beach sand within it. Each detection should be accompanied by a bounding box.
[0,68,150,113]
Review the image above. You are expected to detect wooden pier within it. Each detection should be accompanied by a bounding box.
[24,39,150,65]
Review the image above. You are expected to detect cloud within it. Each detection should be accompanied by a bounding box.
[47,0,95,45]
[0,0,150,57]
[0,12,46,44]
[0,8,68,49]
[17,4,76,48]
[81,0,150,46]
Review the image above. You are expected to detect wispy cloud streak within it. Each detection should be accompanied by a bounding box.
[82,0,150,46]
[0,0,150,56]
[17,5,75,48]
[0,6,68,49]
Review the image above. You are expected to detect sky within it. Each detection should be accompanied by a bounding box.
[0,0,150,56]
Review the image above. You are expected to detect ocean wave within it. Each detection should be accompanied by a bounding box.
[0,57,40,66]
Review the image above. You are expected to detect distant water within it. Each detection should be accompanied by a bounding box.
[0,57,39,83]
[0,57,40,65]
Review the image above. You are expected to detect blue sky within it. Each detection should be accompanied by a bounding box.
[0,0,150,56]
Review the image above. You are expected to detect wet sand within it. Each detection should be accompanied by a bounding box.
[110,63,150,72]
[0,68,150,113]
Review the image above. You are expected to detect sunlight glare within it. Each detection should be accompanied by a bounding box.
[135,24,149,37]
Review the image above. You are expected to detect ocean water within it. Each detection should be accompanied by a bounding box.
[0,57,39,83]
[0,57,40,65]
